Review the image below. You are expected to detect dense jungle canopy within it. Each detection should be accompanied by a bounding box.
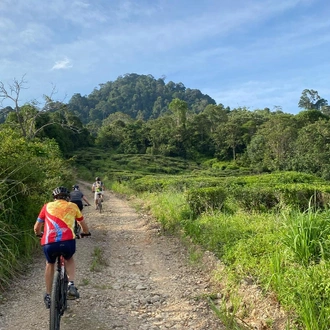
[1,74,330,178]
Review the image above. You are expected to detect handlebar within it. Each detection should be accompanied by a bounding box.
[77,232,92,239]
[36,232,91,239]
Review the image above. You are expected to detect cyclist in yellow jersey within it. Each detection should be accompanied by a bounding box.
[34,186,91,309]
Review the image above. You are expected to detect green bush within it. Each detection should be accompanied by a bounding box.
[186,186,227,216]
[275,184,330,211]
[231,186,279,212]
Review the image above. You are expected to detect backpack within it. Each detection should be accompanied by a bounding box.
[95,181,102,192]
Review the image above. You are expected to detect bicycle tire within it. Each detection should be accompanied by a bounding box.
[50,271,61,330]
[98,199,102,213]
[61,271,68,315]
[96,196,102,213]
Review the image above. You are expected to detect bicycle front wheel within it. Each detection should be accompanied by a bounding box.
[50,271,61,330]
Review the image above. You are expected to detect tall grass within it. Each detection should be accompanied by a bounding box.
[144,190,191,232]
[0,216,20,289]
[282,209,330,266]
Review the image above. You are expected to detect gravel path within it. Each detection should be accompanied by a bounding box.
[0,182,225,330]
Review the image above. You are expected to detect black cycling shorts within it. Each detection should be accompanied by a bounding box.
[42,240,76,264]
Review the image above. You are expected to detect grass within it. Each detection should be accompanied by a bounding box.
[80,278,90,286]
[282,209,330,266]
[0,217,20,290]
[208,294,247,330]
[90,246,108,272]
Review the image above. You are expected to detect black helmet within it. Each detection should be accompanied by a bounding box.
[72,184,79,190]
[52,186,69,199]
[95,177,100,181]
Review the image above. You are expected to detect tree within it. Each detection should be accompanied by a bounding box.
[146,116,176,156]
[290,120,330,178]
[252,114,297,171]
[0,76,28,137]
[295,109,328,128]
[1,76,87,141]
[168,98,188,128]
[298,89,328,110]
[213,115,244,161]
[212,107,263,161]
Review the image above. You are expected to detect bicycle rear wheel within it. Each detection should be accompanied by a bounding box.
[50,271,61,330]
[99,199,102,213]
[97,197,102,213]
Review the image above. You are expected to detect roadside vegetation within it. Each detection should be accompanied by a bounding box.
[0,128,74,289]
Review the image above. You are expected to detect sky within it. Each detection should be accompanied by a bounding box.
[0,0,329,114]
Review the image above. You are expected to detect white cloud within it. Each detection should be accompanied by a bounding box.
[73,1,90,9]
[51,58,73,70]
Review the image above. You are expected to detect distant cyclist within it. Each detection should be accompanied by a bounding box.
[70,184,91,210]
[92,177,105,209]
[33,186,91,309]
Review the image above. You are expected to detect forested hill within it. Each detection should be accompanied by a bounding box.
[67,73,217,124]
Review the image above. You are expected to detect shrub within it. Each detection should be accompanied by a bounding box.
[275,184,330,211]
[186,187,227,216]
[231,186,279,212]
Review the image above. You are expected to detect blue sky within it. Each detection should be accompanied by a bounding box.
[0,0,329,114]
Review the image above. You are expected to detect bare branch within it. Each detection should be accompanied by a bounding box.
[1,76,80,140]
[0,75,28,137]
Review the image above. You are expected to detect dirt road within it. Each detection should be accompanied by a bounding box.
[0,182,225,329]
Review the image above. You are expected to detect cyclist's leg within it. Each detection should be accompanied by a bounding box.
[61,240,79,299]
[43,244,58,294]
[42,243,58,308]
[60,240,76,281]
[94,191,98,209]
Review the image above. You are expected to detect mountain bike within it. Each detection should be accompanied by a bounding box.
[37,233,91,330]
[49,252,68,330]
[49,232,90,330]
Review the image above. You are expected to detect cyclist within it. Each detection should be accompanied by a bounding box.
[33,186,91,309]
[70,184,91,211]
[92,177,105,209]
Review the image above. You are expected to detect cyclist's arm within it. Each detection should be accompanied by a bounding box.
[34,218,44,236]
[78,219,90,234]
[82,196,91,205]
[34,205,46,236]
